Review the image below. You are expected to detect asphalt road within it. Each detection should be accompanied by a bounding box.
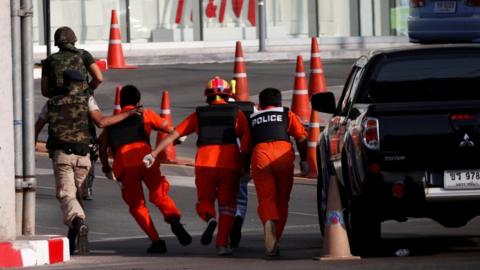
[32,61,480,269]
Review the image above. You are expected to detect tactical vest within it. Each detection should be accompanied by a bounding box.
[250,107,290,145]
[46,50,89,96]
[196,104,238,146]
[107,114,149,151]
[232,101,255,119]
[47,93,92,149]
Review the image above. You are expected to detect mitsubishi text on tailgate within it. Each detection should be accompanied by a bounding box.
[311,44,480,256]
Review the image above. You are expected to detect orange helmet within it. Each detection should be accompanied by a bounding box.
[204,76,232,97]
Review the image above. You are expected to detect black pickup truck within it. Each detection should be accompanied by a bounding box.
[312,44,480,255]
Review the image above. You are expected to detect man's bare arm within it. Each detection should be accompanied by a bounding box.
[41,77,52,98]
[87,63,103,90]
[89,109,138,128]
[34,117,47,144]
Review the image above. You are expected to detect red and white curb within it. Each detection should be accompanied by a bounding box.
[0,235,69,268]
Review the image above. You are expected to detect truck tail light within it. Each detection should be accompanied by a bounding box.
[450,113,477,121]
[410,0,425,7]
[362,117,380,150]
[368,163,381,174]
[392,182,406,198]
[466,0,480,6]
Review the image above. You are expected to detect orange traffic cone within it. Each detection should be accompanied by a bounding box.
[308,37,327,97]
[155,91,177,163]
[290,55,311,125]
[304,110,320,178]
[317,176,360,260]
[107,9,137,69]
[233,41,250,101]
[113,85,122,115]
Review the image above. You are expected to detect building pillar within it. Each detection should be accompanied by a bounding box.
[374,0,391,36]
[307,0,318,37]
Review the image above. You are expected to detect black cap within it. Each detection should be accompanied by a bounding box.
[63,70,84,82]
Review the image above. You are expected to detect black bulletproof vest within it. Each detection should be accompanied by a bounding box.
[108,114,149,150]
[196,104,238,146]
[250,107,289,145]
[232,101,255,119]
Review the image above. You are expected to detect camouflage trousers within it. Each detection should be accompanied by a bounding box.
[52,150,91,227]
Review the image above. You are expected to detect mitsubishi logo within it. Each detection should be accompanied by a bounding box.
[459,133,475,147]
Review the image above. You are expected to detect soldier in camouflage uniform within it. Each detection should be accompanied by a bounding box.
[41,26,104,200]
[34,70,141,255]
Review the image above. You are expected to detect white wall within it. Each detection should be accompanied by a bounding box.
[0,0,16,242]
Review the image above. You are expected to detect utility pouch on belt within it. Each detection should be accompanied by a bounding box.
[58,143,89,156]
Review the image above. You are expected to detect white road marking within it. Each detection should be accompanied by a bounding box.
[289,211,317,217]
[91,224,319,243]
[38,186,55,190]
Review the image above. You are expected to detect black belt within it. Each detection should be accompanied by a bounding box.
[54,143,89,156]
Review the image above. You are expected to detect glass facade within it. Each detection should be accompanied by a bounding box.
[32,0,410,45]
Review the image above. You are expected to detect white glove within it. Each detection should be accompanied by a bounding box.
[143,153,156,168]
[300,161,309,175]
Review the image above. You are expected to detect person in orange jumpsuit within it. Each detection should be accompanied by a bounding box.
[248,88,307,257]
[143,76,251,256]
[99,85,192,253]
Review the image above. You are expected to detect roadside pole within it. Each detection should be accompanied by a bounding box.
[258,0,266,52]
[42,0,51,56]
[12,0,24,236]
[21,0,36,236]
[0,0,16,242]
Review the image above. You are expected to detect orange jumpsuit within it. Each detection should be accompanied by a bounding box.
[175,100,251,247]
[109,106,181,242]
[250,109,307,240]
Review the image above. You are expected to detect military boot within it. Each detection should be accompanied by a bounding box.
[67,227,77,255]
[72,217,89,255]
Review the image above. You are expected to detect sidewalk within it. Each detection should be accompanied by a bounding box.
[33,36,411,66]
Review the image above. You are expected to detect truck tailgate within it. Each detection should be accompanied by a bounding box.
[370,101,480,171]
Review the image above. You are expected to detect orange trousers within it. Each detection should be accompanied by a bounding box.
[195,166,239,247]
[251,142,295,240]
[119,163,181,241]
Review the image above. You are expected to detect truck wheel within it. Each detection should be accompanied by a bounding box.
[316,140,330,236]
[317,174,327,235]
[346,194,381,256]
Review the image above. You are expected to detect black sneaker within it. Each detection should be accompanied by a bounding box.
[201,218,217,246]
[147,239,167,253]
[73,218,89,255]
[230,216,243,248]
[67,227,77,255]
[171,222,192,246]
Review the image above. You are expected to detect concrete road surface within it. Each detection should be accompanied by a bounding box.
[31,61,480,269]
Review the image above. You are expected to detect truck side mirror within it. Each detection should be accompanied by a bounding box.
[311,92,336,114]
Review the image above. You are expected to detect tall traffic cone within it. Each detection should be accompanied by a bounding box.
[155,91,177,163]
[113,85,122,115]
[317,176,360,260]
[308,37,327,97]
[233,41,250,101]
[107,9,137,69]
[304,110,320,178]
[290,55,311,125]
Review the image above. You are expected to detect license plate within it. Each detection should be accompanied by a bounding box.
[444,170,480,189]
[434,1,456,13]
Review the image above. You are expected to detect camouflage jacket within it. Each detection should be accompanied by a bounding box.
[47,85,92,147]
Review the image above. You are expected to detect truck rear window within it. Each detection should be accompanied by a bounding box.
[367,52,480,103]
